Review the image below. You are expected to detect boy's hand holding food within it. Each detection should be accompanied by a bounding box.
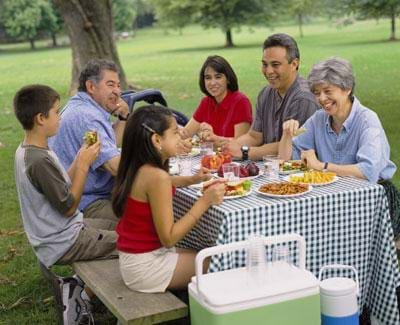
[83,130,98,146]
[79,131,101,168]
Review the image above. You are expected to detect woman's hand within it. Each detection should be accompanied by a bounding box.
[282,119,300,138]
[301,149,324,170]
[199,122,215,141]
[176,138,192,154]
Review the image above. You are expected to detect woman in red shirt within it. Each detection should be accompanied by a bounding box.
[112,105,225,293]
[181,55,253,146]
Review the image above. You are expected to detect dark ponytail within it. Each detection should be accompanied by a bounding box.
[112,105,173,217]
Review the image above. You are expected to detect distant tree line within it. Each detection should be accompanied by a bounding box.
[149,0,399,46]
[0,0,400,49]
[0,0,398,50]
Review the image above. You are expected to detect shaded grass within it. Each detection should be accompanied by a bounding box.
[0,20,399,323]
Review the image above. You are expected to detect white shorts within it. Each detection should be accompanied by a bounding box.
[119,247,179,293]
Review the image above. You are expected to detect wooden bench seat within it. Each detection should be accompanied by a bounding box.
[72,259,188,324]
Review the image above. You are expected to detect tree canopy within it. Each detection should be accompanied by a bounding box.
[347,0,399,40]
[112,0,136,32]
[151,0,274,47]
[1,0,61,49]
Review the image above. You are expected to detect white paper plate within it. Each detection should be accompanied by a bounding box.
[188,179,215,189]
[196,189,252,200]
[214,170,264,180]
[284,173,338,186]
[255,185,312,198]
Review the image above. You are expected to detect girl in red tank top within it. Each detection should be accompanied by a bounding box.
[112,105,225,293]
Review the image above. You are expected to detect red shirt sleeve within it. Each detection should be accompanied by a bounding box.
[231,92,253,125]
[193,96,211,123]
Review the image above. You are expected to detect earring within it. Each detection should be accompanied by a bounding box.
[159,146,162,151]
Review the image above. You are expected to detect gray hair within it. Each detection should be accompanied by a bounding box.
[78,58,119,92]
[307,57,355,99]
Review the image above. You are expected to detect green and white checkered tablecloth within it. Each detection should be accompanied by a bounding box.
[173,160,400,324]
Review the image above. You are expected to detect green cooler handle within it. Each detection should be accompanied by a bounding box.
[195,233,306,299]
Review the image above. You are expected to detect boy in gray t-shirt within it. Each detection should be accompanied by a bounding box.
[14,84,117,324]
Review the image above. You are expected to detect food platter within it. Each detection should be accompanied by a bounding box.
[189,147,201,157]
[279,160,307,175]
[285,172,338,186]
[214,170,264,180]
[256,182,312,198]
[196,189,252,200]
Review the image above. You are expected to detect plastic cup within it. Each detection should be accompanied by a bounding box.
[222,163,240,181]
[272,245,291,264]
[177,154,192,176]
[200,142,214,156]
[263,155,279,179]
[168,157,179,175]
[247,234,267,286]
[271,244,293,277]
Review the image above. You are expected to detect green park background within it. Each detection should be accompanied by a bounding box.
[0,19,399,323]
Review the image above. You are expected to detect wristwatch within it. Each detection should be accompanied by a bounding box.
[322,162,329,172]
[118,113,129,121]
[241,146,249,161]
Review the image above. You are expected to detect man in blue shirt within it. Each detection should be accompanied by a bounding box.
[50,59,129,219]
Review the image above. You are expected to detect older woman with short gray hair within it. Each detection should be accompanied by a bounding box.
[279,57,396,183]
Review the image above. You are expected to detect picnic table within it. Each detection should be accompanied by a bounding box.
[173,158,400,324]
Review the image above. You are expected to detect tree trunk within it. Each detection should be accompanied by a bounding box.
[389,7,396,41]
[53,0,128,94]
[51,32,58,47]
[298,13,304,38]
[225,28,234,47]
[29,39,36,50]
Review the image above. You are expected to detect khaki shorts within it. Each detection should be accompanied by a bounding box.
[83,199,118,222]
[57,218,118,264]
[119,247,179,293]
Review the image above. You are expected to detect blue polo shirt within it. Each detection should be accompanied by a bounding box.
[292,97,396,183]
[49,92,120,210]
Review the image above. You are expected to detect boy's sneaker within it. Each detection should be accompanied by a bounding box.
[61,277,94,324]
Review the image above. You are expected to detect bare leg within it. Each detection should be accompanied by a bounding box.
[168,248,210,290]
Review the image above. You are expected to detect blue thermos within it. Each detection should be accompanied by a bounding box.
[319,264,359,325]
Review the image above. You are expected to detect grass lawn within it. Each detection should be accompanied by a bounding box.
[0,20,399,323]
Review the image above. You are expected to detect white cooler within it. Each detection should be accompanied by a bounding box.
[189,234,320,325]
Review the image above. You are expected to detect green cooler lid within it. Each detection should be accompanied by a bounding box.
[192,264,319,307]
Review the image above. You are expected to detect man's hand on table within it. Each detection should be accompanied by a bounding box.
[223,139,242,159]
